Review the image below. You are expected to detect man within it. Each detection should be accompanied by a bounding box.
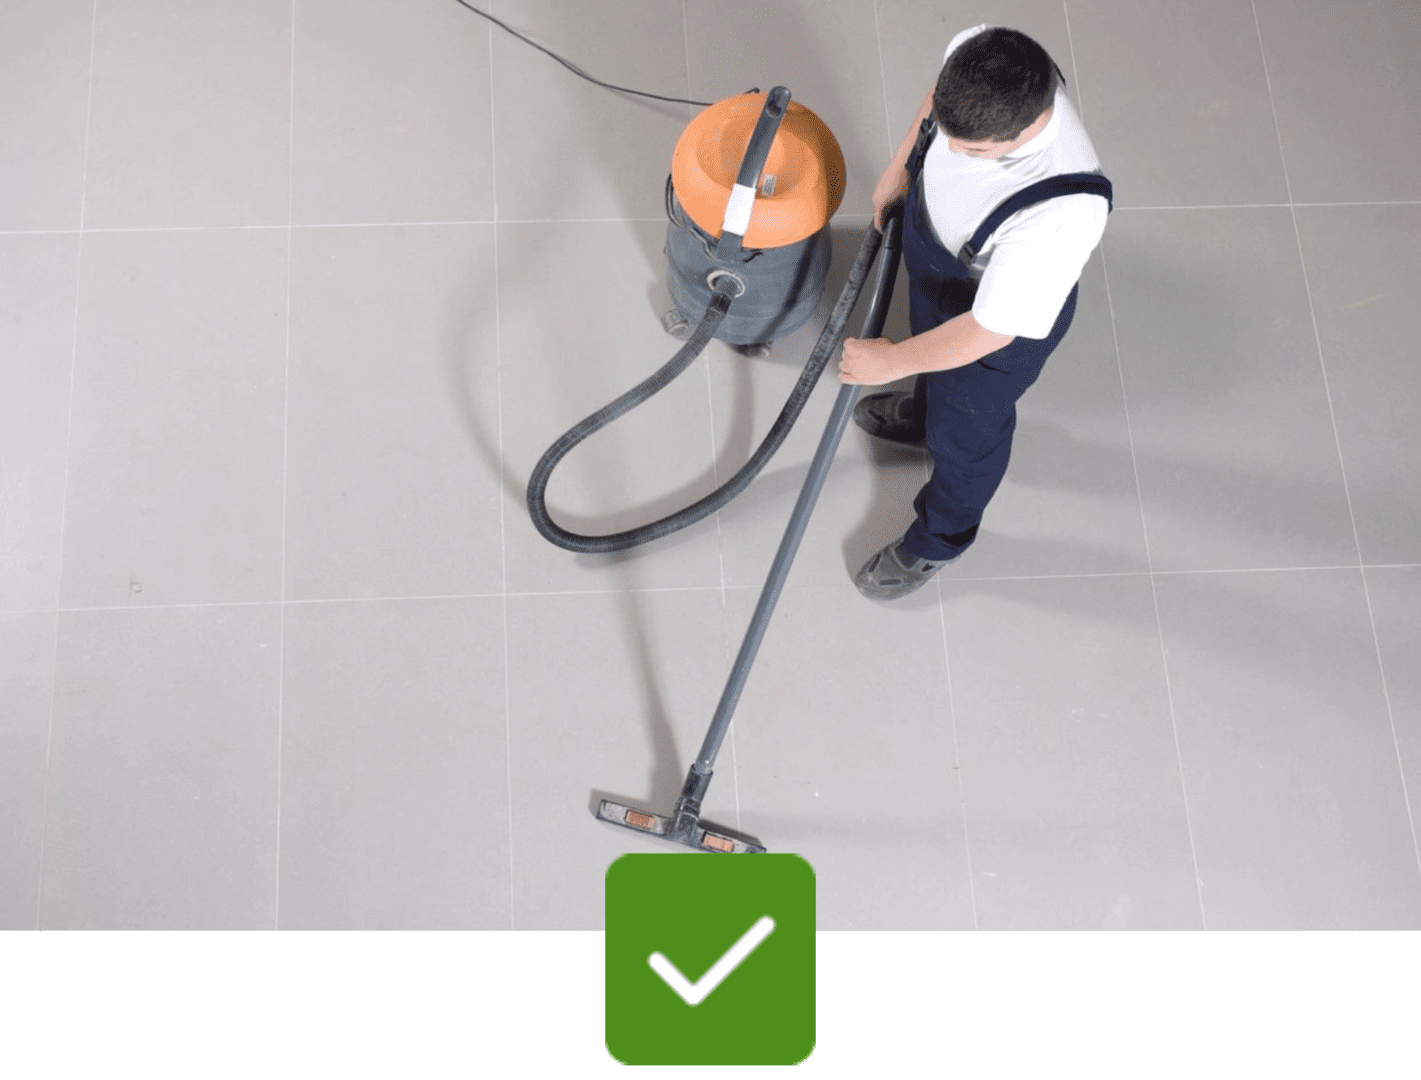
[839,25,1113,600]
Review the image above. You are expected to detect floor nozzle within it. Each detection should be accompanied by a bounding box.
[595,798,767,855]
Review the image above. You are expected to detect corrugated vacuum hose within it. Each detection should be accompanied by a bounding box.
[524,218,889,553]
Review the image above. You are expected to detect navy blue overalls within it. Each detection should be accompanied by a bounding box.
[896,124,1114,562]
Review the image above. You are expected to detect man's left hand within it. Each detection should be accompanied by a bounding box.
[838,336,900,385]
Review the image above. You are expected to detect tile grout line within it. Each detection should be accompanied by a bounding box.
[13,557,1414,619]
[1067,0,1208,929]
[36,0,100,933]
[488,10,516,933]
[3,199,1419,240]
[272,0,298,933]
[10,557,1412,621]
[1251,0,1421,890]
[1101,182,1209,930]
[678,1,747,833]
[931,583,976,928]
[686,49,744,838]
[870,0,896,163]
[906,2,978,930]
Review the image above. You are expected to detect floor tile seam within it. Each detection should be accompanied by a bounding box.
[506,585,730,600]
[1249,0,1365,565]
[35,559,1420,618]
[1141,554,1208,930]
[1096,223,1209,927]
[704,238,741,832]
[29,562,1417,616]
[1358,563,1421,889]
[889,0,979,924]
[257,559,1421,605]
[41,590,711,614]
[1251,2,1420,879]
[676,0,746,834]
[869,0,895,164]
[488,19,517,932]
[1066,0,1202,928]
[36,0,100,934]
[8,203,1421,241]
[925,0,975,922]
[932,563,1398,585]
[931,565,976,930]
[1264,138,1417,887]
[272,0,297,935]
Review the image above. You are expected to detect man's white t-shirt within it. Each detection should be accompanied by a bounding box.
[921,25,1109,339]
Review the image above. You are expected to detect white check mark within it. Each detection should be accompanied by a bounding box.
[647,915,776,1006]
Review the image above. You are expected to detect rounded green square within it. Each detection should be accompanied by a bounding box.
[604,853,815,1066]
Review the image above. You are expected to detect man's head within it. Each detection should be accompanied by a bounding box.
[933,28,1061,158]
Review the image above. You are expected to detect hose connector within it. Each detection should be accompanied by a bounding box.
[705,268,746,299]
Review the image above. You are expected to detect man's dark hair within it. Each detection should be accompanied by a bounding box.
[933,28,1061,143]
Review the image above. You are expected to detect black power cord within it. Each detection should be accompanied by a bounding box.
[451,0,714,108]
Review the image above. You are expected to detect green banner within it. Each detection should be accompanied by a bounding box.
[5,932,1415,1074]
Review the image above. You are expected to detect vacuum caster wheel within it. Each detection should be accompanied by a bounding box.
[661,308,691,341]
[731,341,774,360]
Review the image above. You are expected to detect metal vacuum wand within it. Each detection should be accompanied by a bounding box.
[596,207,904,853]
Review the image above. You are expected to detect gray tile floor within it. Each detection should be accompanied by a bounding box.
[3,0,1419,930]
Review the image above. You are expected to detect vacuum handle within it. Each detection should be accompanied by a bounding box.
[716,85,792,258]
[734,85,791,189]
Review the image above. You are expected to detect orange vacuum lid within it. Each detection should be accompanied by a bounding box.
[671,92,846,250]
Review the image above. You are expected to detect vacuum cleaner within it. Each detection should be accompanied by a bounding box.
[526,86,858,553]
[526,87,922,853]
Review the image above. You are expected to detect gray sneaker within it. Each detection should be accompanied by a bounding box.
[852,391,925,446]
[853,538,954,601]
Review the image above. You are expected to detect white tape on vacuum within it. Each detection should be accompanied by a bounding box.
[722,183,756,238]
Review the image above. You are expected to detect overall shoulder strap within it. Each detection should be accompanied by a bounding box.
[960,172,1114,265]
